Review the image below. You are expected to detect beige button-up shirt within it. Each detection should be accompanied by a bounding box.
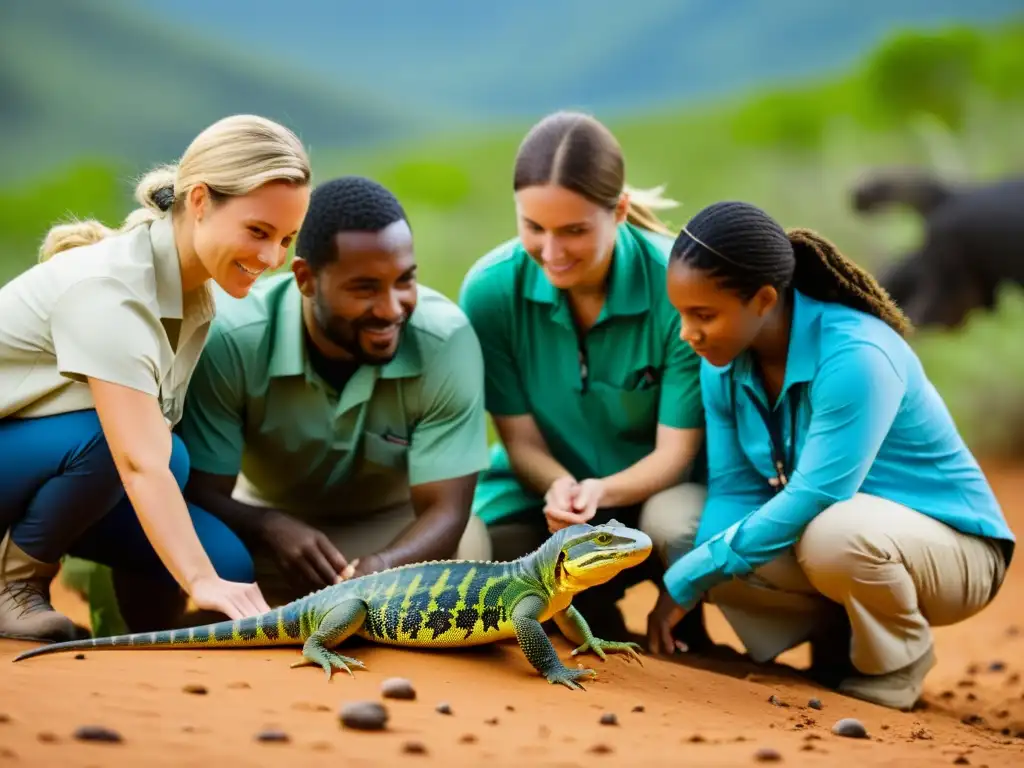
[0,215,215,426]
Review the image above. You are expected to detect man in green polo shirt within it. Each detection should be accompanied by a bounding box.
[173,176,492,608]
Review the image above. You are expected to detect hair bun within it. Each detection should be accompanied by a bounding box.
[152,186,175,212]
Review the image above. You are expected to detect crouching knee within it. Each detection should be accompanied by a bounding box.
[639,482,707,565]
[455,514,493,562]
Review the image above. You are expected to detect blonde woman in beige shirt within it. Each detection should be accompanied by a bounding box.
[0,114,311,642]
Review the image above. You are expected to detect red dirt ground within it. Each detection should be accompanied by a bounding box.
[1,462,1022,767]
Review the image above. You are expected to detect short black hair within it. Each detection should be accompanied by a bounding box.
[295,175,408,270]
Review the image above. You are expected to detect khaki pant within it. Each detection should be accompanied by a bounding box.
[232,476,491,606]
[485,482,708,567]
[691,493,1008,675]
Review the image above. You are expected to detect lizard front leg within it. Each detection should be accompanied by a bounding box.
[511,594,597,690]
[554,604,643,665]
[290,599,369,681]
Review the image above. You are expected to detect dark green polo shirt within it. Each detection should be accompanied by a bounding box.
[458,222,704,523]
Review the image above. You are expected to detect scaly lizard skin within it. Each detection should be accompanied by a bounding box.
[13,519,652,689]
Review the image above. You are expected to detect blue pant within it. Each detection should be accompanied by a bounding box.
[0,409,253,585]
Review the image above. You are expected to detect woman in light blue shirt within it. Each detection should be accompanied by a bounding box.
[649,200,1014,712]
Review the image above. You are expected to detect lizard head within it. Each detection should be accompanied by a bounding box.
[546,519,652,595]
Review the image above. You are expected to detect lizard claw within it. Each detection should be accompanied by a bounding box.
[292,649,366,681]
[571,639,644,666]
[546,666,598,690]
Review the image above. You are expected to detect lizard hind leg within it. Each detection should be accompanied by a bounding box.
[290,599,369,682]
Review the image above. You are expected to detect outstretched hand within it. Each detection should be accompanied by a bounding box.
[646,590,689,657]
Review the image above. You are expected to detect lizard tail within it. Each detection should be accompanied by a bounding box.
[11,604,305,662]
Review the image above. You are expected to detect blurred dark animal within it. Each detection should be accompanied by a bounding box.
[851,169,1024,329]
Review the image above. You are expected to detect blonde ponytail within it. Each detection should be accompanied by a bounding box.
[623,183,679,236]
[38,114,310,263]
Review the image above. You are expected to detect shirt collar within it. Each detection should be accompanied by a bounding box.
[726,288,824,394]
[522,222,651,327]
[149,214,215,324]
[268,277,423,381]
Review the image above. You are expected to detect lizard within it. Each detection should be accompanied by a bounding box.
[12,518,652,690]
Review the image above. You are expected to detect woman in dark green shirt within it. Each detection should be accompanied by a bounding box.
[458,111,708,642]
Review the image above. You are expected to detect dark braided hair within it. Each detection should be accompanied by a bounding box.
[295,175,409,272]
[669,201,911,337]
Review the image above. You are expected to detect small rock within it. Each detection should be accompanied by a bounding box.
[632,704,645,713]
[402,740,427,754]
[599,712,618,726]
[435,702,452,715]
[505,704,515,712]
[988,660,1007,672]
[74,653,85,660]
[0,714,8,724]
[227,681,251,689]
[995,709,1010,718]
[589,743,613,754]
[831,718,868,739]
[754,746,782,762]
[939,690,955,699]
[966,663,980,675]
[880,724,890,731]
[911,727,933,740]
[255,729,289,743]
[768,695,788,707]
[1006,672,1021,685]
[807,698,823,710]
[804,734,822,741]
[36,732,58,743]
[1001,727,1012,736]
[459,733,477,744]
[339,701,389,731]
[484,717,498,725]
[183,684,208,695]
[380,677,416,700]
[961,714,984,726]
[688,734,706,743]
[73,725,123,743]
[957,679,975,688]
[801,743,815,752]
[953,757,970,765]
[1007,625,1020,637]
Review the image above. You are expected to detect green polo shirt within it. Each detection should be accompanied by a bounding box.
[458,222,704,524]
[175,273,490,521]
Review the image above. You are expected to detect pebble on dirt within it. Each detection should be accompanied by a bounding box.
[988,660,1006,672]
[599,712,618,726]
[73,725,123,743]
[632,704,645,712]
[808,698,823,710]
[953,757,970,765]
[255,729,290,743]
[74,653,85,660]
[381,677,416,700]
[589,743,613,754]
[768,695,788,707]
[831,718,869,739]
[183,684,208,695]
[339,701,389,731]
[0,714,9,724]
[402,740,427,754]
[435,702,453,715]
[37,732,58,743]
[754,746,783,762]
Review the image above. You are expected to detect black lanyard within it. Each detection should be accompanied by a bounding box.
[731,373,801,493]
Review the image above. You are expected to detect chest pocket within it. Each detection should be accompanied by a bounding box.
[584,379,660,439]
[361,431,409,473]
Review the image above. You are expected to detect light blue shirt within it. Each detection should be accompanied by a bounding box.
[663,289,1015,610]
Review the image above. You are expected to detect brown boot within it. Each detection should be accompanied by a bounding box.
[0,533,78,642]
[837,645,937,711]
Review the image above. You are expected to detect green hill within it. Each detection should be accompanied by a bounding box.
[0,0,422,183]
[3,22,1023,453]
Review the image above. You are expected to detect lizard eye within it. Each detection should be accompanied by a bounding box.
[595,533,612,546]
